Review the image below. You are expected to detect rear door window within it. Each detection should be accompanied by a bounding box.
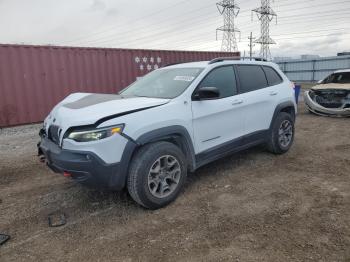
[236,65,268,94]
[263,66,283,86]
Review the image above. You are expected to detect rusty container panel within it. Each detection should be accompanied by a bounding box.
[0,44,239,127]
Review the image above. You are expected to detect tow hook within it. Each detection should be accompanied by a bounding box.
[37,142,42,156]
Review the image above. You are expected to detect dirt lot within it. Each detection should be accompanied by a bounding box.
[0,103,349,262]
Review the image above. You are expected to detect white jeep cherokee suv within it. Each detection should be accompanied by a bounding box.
[38,58,297,209]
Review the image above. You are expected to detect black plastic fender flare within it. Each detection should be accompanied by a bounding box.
[269,101,296,131]
[135,125,197,171]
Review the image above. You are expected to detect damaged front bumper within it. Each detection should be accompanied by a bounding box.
[304,90,350,117]
[38,135,126,190]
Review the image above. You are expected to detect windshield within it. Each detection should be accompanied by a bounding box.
[120,68,203,99]
[323,72,350,84]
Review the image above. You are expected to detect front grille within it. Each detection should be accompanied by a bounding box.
[315,95,343,109]
[314,89,350,109]
[48,125,61,145]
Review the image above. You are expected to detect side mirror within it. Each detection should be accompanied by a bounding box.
[193,86,220,100]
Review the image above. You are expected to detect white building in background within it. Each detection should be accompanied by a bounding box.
[273,55,321,62]
[273,56,293,62]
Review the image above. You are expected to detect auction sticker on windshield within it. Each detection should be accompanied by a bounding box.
[174,76,195,82]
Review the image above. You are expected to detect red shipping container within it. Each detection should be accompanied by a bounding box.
[0,44,239,127]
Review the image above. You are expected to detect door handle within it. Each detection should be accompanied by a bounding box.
[232,99,243,105]
[270,91,278,96]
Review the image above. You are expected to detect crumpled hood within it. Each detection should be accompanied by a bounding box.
[45,93,170,136]
[312,83,350,91]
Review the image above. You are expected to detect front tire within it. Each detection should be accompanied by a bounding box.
[127,142,187,209]
[267,112,295,154]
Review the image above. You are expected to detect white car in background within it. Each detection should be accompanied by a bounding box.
[304,69,350,117]
[38,58,297,209]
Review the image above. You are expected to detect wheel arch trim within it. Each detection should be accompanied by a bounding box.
[269,101,296,130]
[135,125,196,171]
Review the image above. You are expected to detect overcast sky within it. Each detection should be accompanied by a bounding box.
[0,0,349,58]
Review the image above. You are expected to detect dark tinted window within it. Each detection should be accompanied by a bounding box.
[237,65,268,93]
[198,66,237,98]
[263,66,283,86]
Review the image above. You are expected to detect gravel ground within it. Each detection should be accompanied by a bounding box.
[0,103,349,262]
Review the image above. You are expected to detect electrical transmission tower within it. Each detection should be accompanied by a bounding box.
[252,0,277,60]
[216,0,240,52]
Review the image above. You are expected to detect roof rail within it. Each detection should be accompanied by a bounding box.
[208,57,240,64]
[163,62,184,67]
[209,56,268,64]
[242,57,268,62]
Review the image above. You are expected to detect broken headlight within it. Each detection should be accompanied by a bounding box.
[67,125,124,142]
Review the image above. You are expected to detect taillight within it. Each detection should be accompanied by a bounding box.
[63,172,71,178]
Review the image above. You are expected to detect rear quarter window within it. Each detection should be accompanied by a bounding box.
[263,66,283,86]
[236,65,268,93]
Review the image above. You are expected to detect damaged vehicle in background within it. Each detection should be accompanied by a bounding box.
[304,69,350,117]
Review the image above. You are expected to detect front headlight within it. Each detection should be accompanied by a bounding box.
[67,125,124,142]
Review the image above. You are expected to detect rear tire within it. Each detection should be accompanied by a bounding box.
[127,142,187,209]
[267,112,295,154]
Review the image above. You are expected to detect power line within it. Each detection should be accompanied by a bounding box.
[74,2,350,47]
[72,0,350,46]
[136,26,349,52]
[95,25,349,54]
[183,34,350,52]
[62,0,196,44]
[63,0,213,45]
[78,9,350,50]
[102,32,350,53]
[238,0,350,17]
[79,14,219,46]
[75,5,217,46]
[158,23,350,50]
[66,0,261,45]
[274,32,350,41]
[230,8,350,33]
[80,17,350,51]
[79,7,350,49]
[57,0,350,55]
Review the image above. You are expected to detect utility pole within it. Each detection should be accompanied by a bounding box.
[248,32,255,60]
[252,0,277,60]
[216,0,240,52]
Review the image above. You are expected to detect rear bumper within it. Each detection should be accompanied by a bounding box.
[38,136,135,190]
[304,91,350,117]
